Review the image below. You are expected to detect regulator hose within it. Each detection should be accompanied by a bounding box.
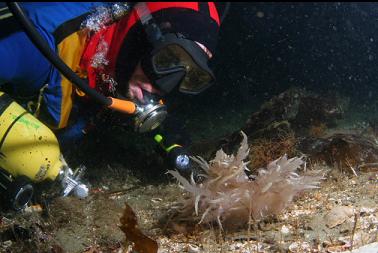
[220,2,231,23]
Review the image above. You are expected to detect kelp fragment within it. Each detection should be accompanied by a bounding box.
[120,203,158,253]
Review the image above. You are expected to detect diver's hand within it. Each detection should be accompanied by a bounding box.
[128,62,161,102]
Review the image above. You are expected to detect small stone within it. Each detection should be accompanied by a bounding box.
[339,242,378,253]
[0,217,13,227]
[288,242,299,252]
[151,198,162,203]
[359,207,376,214]
[188,244,201,253]
[24,204,43,213]
[281,225,290,234]
[289,241,311,252]
[325,206,355,228]
[1,240,12,248]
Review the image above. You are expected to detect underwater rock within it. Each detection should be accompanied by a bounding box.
[337,242,378,253]
[238,88,306,142]
[246,87,342,136]
[48,196,124,253]
[219,87,378,174]
[298,133,378,171]
[222,87,343,153]
[291,95,343,132]
[325,206,355,228]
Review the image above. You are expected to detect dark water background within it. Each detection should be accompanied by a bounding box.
[165,2,378,140]
[216,2,378,102]
[170,3,378,112]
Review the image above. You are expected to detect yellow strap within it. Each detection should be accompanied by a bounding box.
[153,134,182,153]
[166,144,182,153]
[57,30,88,129]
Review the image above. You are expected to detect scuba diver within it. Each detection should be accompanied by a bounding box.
[0,2,224,210]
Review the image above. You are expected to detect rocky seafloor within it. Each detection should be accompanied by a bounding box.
[1,87,377,253]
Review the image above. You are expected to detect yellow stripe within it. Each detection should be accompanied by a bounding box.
[166,144,182,153]
[57,31,88,128]
[154,134,163,143]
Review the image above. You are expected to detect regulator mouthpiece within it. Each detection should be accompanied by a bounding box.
[134,92,167,133]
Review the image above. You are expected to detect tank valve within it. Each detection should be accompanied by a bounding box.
[58,165,89,199]
[0,170,34,211]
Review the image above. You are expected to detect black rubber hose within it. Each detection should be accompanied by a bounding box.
[6,2,112,107]
[220,2,231,23]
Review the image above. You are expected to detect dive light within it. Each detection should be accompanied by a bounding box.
[154,134,191,172]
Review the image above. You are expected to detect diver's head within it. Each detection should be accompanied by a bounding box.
[109,3,220,133]
[128,39,214,102]
[140,32,216,96]
[115,3,221,100]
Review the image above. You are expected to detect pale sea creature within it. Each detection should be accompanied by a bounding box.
[168,131,323,230]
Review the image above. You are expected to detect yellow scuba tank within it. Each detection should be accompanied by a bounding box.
[0,91,81,210]
[0,91,63,182]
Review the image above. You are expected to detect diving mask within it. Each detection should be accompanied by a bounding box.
[134,2,215,95]
[141,33,215,95]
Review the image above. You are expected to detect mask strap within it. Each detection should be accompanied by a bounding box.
[134,2,162,43]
